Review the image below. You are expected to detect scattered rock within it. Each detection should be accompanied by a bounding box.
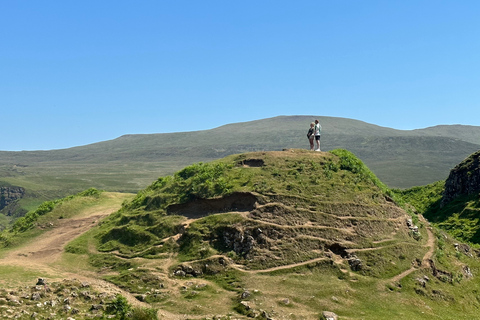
[348,254,363,271]
[463,265,474,278]
[31,293,41,301]
[241,290,251,299]
[90,304,104,311]
[240,301,251,310]
[322,311,338,320]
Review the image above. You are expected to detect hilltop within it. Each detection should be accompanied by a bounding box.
[1,116,479,223]
[1,149,478,319]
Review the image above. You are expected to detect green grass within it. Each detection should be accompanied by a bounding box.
[4,148,480,319]
[1,116,479,228]
[0,190,133,252]
[394,180,480,246]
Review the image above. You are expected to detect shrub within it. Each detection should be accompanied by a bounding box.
[106,295,131,320]
[130,307,158,320]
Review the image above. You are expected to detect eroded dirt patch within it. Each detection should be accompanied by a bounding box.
[238,158,265,167]
[167,192,258,218]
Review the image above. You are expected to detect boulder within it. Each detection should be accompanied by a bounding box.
[322,311,338,320]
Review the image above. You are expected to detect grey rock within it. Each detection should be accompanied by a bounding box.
[31,293,41,301]
[322,311,338,320]
[241,290,251,299]
[240,301,250,310]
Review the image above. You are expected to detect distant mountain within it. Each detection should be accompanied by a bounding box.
[0,116,478,218]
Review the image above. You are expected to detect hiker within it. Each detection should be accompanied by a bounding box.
[314,119,322,151]
[307,122,315,151]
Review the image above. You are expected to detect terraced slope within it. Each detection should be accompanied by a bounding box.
[61,149,452,319]
[3,150,480,319]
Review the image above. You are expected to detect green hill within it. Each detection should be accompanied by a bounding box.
[0,116,479,224]
[30,149,478,319]
[400,150,480,246]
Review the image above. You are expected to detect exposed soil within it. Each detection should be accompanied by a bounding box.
[389,215,435,284]
[0,205,148,308]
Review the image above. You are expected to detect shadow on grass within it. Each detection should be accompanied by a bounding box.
[424,193,480,245]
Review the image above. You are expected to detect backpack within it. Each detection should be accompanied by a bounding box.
[307,128,314,138]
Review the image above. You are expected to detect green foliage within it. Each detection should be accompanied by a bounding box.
[427,194,480,245]
[88,253,134,271]
[105,268,166,297]
[178,213,245,261]
[77,187,102,197]
[11,200,57,233]
[125,162,234,213]
[106,295,131,320]
[205,269,244,292]
[130,307,159,320]
[330,149,389,192]
[392,181,445,214]
[0,188,103,246]
[95,213,184,256]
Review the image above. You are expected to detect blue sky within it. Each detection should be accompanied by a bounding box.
[2,1,480,151]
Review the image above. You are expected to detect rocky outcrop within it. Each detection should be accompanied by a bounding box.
[0,186,25,212]
[0,278,120,319]
[442,150,480,206]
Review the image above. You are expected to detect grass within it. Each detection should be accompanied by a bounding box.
[41,149,437,318]
[3,148,480,319]
[1,116,479,229]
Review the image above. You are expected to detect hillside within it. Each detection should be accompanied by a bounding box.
[1,149,477,319]
[405,150,480,246]
[0,116,479,223]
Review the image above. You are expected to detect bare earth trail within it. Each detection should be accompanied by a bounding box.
[389,215,435,284]
[0,195,150,308]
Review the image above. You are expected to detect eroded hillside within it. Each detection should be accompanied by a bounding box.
[63,149,456,319]
[1,149,480,319]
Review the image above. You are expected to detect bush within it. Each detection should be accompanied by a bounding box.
[130,307,158,320]
[106,295,131,320]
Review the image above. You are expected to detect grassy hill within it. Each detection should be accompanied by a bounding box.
[398,150,480,246]
[1,149,479,319]
[0,116,479,223]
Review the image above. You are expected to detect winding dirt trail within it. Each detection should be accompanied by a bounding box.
[389,215,435,284]
[0,212,109,266]
[0,193,149,307]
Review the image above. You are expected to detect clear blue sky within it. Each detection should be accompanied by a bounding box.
[2,1,480,151]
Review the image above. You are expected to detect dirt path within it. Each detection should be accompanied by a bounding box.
[0,195,149,307]
[232,256,329,274]
[389,215,435,284]
[1,212,110,265]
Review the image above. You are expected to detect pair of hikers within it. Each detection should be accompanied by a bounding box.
[307,119,321,151]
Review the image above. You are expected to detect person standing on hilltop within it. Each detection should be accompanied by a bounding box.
[314,119,322,151]
[307,122,315,151]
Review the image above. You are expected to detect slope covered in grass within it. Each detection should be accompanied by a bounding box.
[57,149,480,319]
[4,149,480,319]
[406,151,480,246]
[1,116,479,226]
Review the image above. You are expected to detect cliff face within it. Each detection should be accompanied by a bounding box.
[442,150,480,206]
[0,186,25,212]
